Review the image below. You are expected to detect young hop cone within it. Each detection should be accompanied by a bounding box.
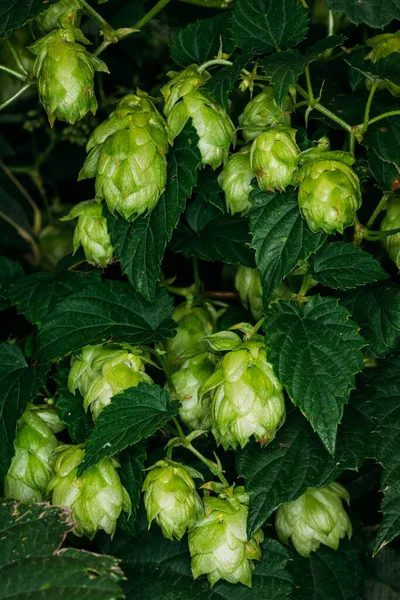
[235,266,263,322]
[48,445,131,539]
[165,302,215,370]
[218,146,255,215]
[239,86,292,142]
[142,459,203,540]
[297,156,361,234]
[201,337,285,450]
[35,0,82,34]
[4,407,62,502]
[250,126,299,191]
[29,22,108,126]
[275,482,352,557]
[188,486,264,587]
[171,352,217,430]
[79,93,168,221]
[381,198,400,268]
[61,200,114,267]
[161,64,235,169]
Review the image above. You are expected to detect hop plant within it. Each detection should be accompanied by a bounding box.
[188,487,264,587]
[4,407,61,503]
[201,337,285,450]
[142,459,203,540]
[61,200,114,267]
[35,0,82,34]
[235,266,263,321]
[297,156,361,234]
[165,302,215,370]
[161,65,235,169]
[217,146,254,215]
[79,93,168,221]
[366,30,400,62]
[380,198,400,268]
[250,126,299,191]
[239,86,292,142]
[171,352,217,430]
[275,482,352,557]
[29,23,108,126]
[39,222,74,270]
[48,445,131,538]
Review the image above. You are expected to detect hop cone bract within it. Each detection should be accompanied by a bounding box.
[381,198,400,268]
[250,126,299,191]
[235,266,263,321]
[79,93,168,221]
[275,482,352,557]
[218,146,254,215]
[35,0,82,34]
[298,158,361,234]
[143,459,203,540]
[239,86,292,142]
[48,444,131,538]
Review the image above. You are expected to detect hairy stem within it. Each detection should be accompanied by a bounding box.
[304,65,314,105]
[133,0,172,29]
[367,110,400,127]
[198,59,233,73]
[186,442,230,487]
[362,82,378,132]
[0,160,41,235]
[78,0,112,35]
[366,194,388,229]
[0,83,32,111]
[0,209,40,264]
[0,64,26,81]
[5,39,28,75]
[295,84,352,132]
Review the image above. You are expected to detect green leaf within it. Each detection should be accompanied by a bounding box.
[363,115,400,164]
[341,282,400,357]
[171,197,255,267]
[53,368,92,444]
[114,524,294,600]
[0,500,124,600]
[205,51,254,109]
[367,149,400,192]
[264,296,365,454]
[347,54,400,87]
[0,0,58,38]
[118,443,147,536]
[0,256,23,310]
[325,0,400,28]
[107,123,200,302]
[35,281,176,361]
[309,241,388,290]
[195,168,226,214]
[289,536,364,600]
[78,384,178,475]
[170,14,232,67]
[236,401,369,536]
[0,343,49,482]
[364,542,400,598]
[231,0,309,54]
[250,187,326,307]
[10,269,102,325]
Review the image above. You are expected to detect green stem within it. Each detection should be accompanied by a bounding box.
[177,0,232,7]
[364,226,400,241]
[0,83,32,111]
[304,65,314,105]
[0,64,26,82]
[327,10,335,36]
[0,209,40,264]
[133,0,172,29]
[78,0,112,35]
[172,416,185,439]
[5,39,28,75]
[295,83,352,132]
[366,194,388,229]
[362,82,378,133]
[367,110,400,127]
[186,442,230,487]
[158,346,176,393]
[349,131,356,155]
[0,160,41,235]
[198,59,233,73]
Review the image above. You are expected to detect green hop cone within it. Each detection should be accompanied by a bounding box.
[165,303,215,370]
[275,482,352,557]
[61,200,114,267]
[235,265,263,322]
[4,408,60,503]
[142,459,203,540]
[217,146,254,215]
[171,352,217,430]
[239,86,292,142]
[201,339,285,450]
[381,198,400,268]
[250,126,299,191]
[48,444,131,539]
[29,24,108,126]
[188,487,264,587]
[161,65,235,169]
[298,157,361,234]
[79,93,168,221]
[68,343,114,398]
[366,30,400,62]
[35,0,82,34]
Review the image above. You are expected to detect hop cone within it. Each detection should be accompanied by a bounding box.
[275,482,352,557]
[165,303,215,370]
[61,200,114,266]
[189,488,264,587]
[298,158,361,234]
[142,459,203,540]
[35,0,82,34]
[366,30,400,62]
[202,340,285,450]
[171,352,217,430]
[235,266,263,321]
[30,26,108,126]
[68,343,114,398]
[239,86,292,142]
[250,126,299,191]
[79,93,168,221]
[4,408,60,502]
[161,65,235,169]
[381,198,400,268]
[218,146,254,215]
